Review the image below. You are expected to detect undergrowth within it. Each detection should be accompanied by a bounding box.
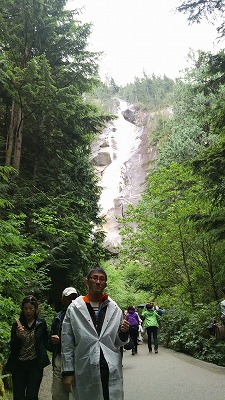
[159,302,225,366]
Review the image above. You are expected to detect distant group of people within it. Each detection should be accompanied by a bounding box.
[124,301,161,356]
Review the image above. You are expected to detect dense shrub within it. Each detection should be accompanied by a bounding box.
[159,303,225,366]
[0,298,20,363]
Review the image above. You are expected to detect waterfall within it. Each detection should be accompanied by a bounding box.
[98,99,141,216]
[91,98,153,251]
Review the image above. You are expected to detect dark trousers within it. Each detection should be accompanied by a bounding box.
[146,326,158,351]
[100,357,109,400]
[12,359,43,400]
[129,326,139,352]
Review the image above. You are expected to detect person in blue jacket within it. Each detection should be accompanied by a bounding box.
[6,295,50,400]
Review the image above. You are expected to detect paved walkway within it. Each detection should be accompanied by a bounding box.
[37,343,225,399]
[123,343,225,400]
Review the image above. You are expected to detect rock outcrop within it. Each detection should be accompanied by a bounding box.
[121,104,140,124]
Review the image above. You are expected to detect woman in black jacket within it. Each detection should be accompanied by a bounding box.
[6,295,50,400]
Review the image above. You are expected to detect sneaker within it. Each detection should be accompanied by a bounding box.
[155,350,158,353]
[149,348,152,353]
[132,349,135,355]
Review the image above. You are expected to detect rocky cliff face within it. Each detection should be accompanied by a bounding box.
[91,100,157,253]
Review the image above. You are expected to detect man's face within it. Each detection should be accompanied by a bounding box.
[62,293,77,308]
[86,272,107,295]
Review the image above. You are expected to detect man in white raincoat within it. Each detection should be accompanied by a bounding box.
[61,267,129,400]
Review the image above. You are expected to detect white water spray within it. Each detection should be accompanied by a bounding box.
[99,100,141,215]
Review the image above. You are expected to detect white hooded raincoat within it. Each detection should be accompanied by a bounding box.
[61,295,127,400]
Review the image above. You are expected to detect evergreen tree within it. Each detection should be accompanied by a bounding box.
[177,0,225,37]
[0,0,112,307]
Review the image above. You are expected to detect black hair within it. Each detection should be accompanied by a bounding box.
[20,295,39,320]
[87,267,107,282]
[146,303,154,310]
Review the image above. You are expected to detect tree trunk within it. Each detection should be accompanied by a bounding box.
[5,100,24,171]
[203,239,218,301]
[5,100,17,166]
[178,224,195,307]
[33,128,40,184]
[13,106,24,171]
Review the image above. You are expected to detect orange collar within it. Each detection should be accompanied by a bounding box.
[83,293,108,305]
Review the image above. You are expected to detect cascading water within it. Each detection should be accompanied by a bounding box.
[98,99,141,216]
[91,98,153,251]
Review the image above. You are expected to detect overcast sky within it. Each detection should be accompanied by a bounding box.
[67,0,223,86]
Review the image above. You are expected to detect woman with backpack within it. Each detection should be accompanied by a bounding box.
[125,305,140,355]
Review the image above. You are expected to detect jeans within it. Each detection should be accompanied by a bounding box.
[146,326,158,351]
[12,359,43,400]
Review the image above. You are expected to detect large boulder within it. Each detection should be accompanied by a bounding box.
[121,108,136,124]
[91,149,112,166]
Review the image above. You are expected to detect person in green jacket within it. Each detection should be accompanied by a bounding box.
[142,302,160,353]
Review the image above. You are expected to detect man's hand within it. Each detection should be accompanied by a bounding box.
[51,334,60,344]
[63,375,75,392]
[120,319,129,332]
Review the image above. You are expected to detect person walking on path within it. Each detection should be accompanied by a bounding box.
[48,287,78,400]
[5,295,50,400]
[61,266,130,400]
[125,306,139,355]
[142,302,161,353]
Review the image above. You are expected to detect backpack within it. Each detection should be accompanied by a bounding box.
[127,311,139,327]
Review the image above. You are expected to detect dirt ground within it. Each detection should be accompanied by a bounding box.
[39,364,52,400]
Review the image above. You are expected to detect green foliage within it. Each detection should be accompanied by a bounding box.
[38,299,56,330]
[102,261,127,310]
[87,81,119,113]
[160,303,225,366]
[103,260,150,310]
[0,297,19,362]
[118,73,174,112]
[118,160,225,307]
[157,73,218,166]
